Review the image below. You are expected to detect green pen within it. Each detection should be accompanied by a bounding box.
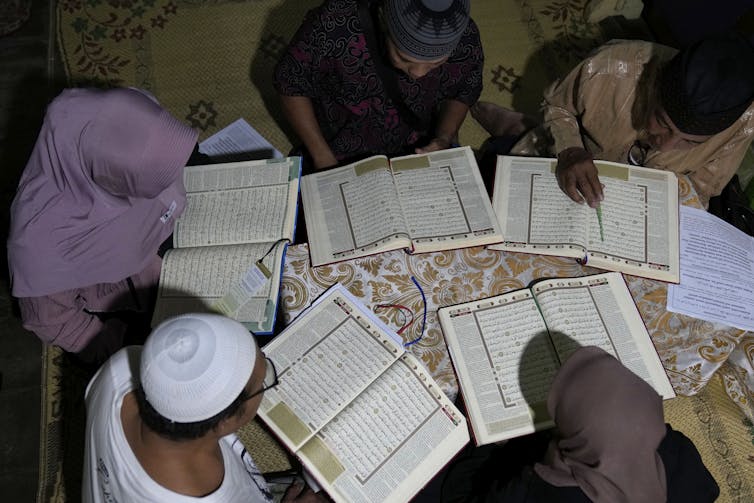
[596,205,605,242]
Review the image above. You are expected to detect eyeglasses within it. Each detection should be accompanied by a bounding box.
[628,140,649,166]
[246,356,279,400]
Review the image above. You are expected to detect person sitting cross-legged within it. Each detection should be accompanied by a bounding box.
[7,87,200,365]
[435,346,719,502]
[274,0,483,172]
[82,313,325,502]
[473,34,754,207]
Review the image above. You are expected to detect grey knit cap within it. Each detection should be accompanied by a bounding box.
[383,0,470,61]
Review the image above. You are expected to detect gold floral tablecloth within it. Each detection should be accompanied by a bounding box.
[280,177,754,420]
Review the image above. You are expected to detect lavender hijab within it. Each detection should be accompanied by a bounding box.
[534,346,667,503]
[8,88,198,297]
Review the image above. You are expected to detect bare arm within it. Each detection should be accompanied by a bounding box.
[282,481,330,502]
[415,99,469,154]
[542,51,605,206]
[279,95,338,170]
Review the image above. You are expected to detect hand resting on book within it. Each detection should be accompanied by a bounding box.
[555,146,604,208]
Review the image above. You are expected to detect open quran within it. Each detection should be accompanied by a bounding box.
[301,146,502,267]
[258,284,469,503]
[491,155,680,282]
[151,157,300,334]
[438,272,675,445]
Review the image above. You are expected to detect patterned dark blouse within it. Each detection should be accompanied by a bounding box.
[274,0,483,161]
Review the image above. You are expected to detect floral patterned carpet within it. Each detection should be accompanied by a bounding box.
[40,0,754,501]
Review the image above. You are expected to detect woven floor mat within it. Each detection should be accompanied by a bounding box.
[56,0,625,152]
[45,0,754,501]
[663,376,754,503]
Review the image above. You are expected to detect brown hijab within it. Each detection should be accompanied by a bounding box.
[534,346,667,503]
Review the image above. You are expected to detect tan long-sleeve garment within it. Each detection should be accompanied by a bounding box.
[513,39,754,204]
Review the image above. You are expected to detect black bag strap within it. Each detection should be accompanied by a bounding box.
[708,175,754,236]
[356,0,427,132]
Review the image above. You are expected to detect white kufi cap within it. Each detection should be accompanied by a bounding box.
[141,313,256,423]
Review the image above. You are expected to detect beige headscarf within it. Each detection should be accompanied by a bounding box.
[534,346,667,503]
